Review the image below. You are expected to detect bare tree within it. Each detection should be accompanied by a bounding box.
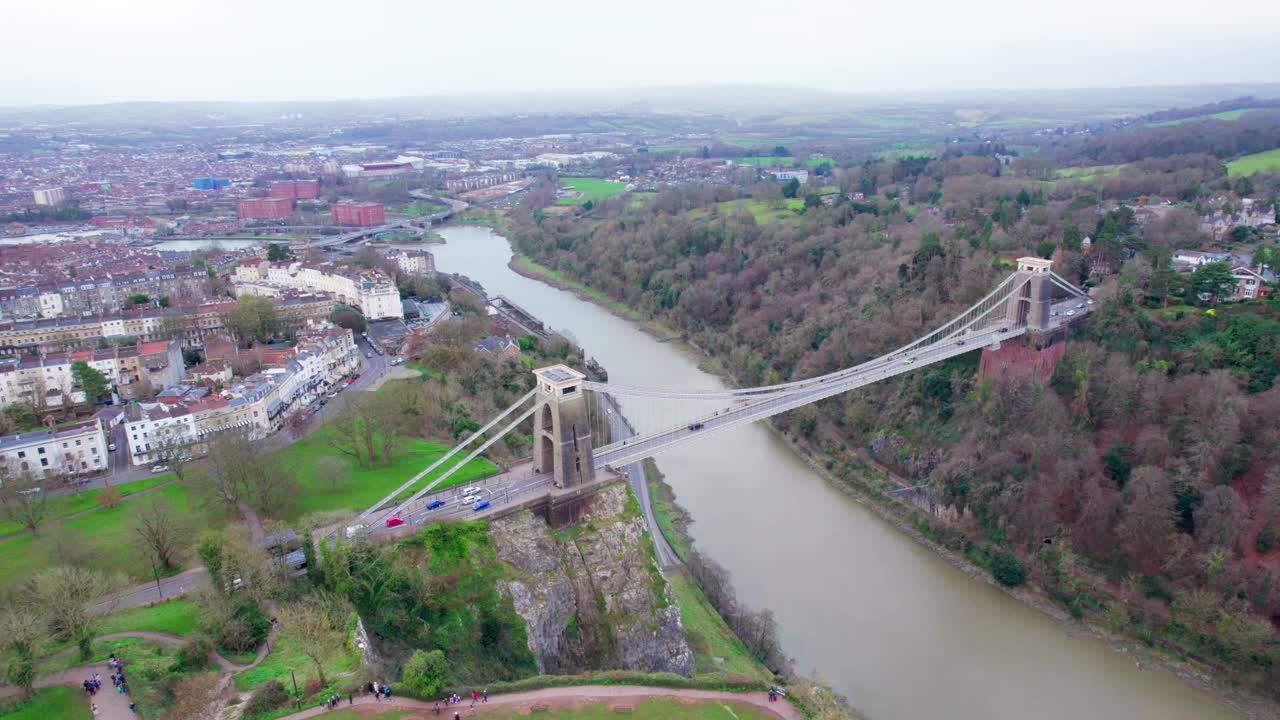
[324,406,367,469]
[131,498,187,571]
[151,425,196,484]
[190,431,257,510]
[0,608,46,700]
[281,600,340,686]
[314,454,349,492]
[0,468,50,536]
[22,566,116,658]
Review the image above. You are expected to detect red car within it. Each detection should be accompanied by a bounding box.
[385,516,405,528]
[346,378,355,385]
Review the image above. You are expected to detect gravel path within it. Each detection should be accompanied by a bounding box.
[270,685,802,720]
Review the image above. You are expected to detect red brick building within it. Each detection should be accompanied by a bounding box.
[331,202,385,226]
[270,180,320,200]
[236,197,294,219]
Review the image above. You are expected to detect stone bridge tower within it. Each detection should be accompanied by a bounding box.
[532,364,595,488]
[1006,257,1054,333]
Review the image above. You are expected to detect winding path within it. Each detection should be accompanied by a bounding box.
[271,685,802,720]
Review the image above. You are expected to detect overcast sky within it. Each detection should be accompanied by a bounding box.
[2,0,1276,106]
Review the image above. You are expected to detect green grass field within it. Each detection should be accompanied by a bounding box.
[277,434,498,519]
[98,599,201,637]
[1227,148,1280,176]
[0,475,174,536]
[1151,109,1251,127]
[731,156,797,167]
[233,626,359,692]
[0,687,82,720]
[691,199,804,225]
[556,177,627,205]
[1054,163,1128,182]
[0,482,208,591]
[34,636,172,677]
[402,201,449,217]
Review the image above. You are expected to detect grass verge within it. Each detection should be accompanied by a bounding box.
[98,599,202,638]
[0,687,82,719]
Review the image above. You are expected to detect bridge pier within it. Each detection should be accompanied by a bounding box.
[532,364,596,489]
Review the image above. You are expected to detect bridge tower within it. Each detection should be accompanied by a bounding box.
[1006,257,1054,332]
[532,364,596,488]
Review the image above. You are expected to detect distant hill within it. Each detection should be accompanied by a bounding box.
[3,83,1279,129]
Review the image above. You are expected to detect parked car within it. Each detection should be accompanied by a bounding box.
[427,499,446,510]
[151,464,169,474]
[326,391,339,399]
[385,516,405,528]
[473,500,491,512]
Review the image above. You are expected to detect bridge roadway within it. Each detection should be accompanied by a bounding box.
[592,298,1090,470]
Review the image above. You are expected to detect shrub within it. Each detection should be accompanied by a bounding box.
[176,637,213,672]
[402,649,448,698]
[992,551,1027,587]
[243,681,290,717]
[1257,523,1277,554]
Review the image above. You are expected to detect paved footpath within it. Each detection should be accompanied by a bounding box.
[274,685,802,720]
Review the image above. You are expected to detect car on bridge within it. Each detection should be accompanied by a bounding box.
[462,494,481,504]
[903,357,915,365]
[687,422,704,431]
[473,500,491,511]
[427,499,446,510]
[385,516,405,528]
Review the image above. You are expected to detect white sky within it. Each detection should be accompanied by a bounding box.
[1,0,1276,105]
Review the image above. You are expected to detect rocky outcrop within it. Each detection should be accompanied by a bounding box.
[491,483,693,677]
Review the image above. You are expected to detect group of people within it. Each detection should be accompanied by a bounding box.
[84,653,138,715]
[433,689,486,715]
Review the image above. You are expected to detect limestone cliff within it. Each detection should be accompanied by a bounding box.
[490,483,693,677]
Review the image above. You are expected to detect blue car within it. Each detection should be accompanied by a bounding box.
[427,499,446,510]
[473,500,491,512]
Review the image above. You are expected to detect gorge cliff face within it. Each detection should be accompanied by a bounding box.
[490,483,693,677]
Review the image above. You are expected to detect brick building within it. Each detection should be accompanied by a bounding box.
[330,202,384,226]
[270,180,320,200]
[237,197,294,219]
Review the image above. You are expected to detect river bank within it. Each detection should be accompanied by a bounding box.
[490,235,1276,720]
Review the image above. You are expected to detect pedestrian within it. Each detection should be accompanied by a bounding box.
[483,688,488,703]
[434,701,441,715]
[129,701,137,713]
[91,703,98,716]
[349,692,354,705]
[455,713,461,720]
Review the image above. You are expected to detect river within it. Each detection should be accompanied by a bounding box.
[432,225,1242,720]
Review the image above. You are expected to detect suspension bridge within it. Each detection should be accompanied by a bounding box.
[352,257,1092,548]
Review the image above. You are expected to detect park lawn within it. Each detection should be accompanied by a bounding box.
[406,363,444,380]
[233,627,359,693]
[98,599,201,637]
[278,434,499,519]
[402,201,448,217]
[1151,109,1251,127]
[1227,148,1280,176]
[556,177,627,205]
[669,572,772,681]
[702,200,803,225]
[1054,163,1127,181]
[0,483,208,591]
[0,687,82,720]
[731,156,797,167]
[0,475,174,536]
[34,636,172,677]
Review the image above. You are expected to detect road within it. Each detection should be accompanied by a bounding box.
[604,402,682,569]
[364,462,554,537]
